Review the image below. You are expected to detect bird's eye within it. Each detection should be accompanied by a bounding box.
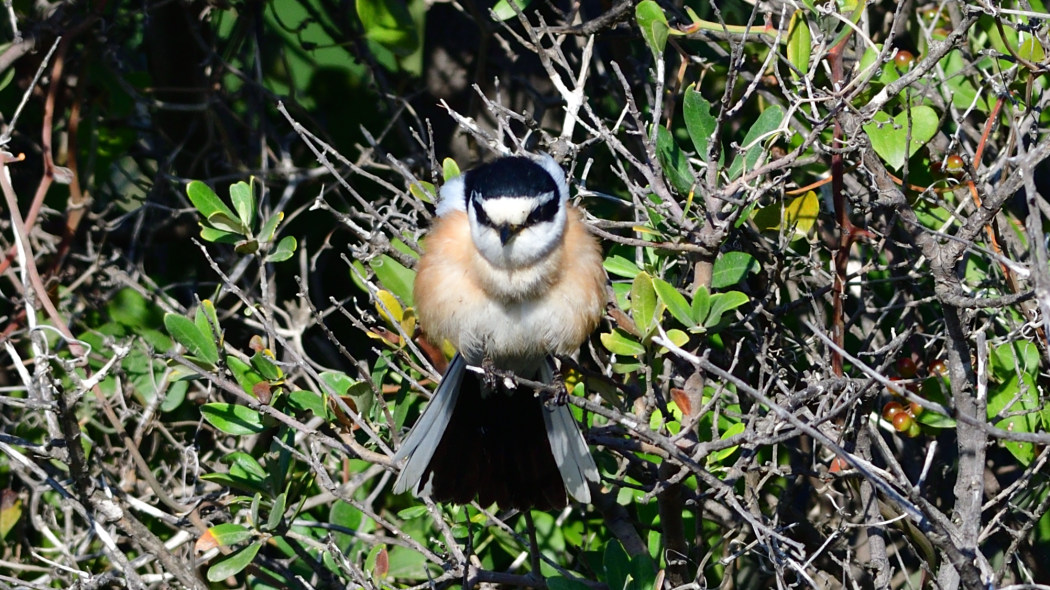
[524,194,560,227]
[470,194,494,228]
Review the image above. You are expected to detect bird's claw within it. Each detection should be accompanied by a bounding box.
[541,373,569,407]
[481,358,514,391]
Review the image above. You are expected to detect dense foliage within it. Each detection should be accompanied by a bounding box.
[1,0,1049,588]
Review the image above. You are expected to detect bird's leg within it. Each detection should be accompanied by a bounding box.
[541,370,569,407]
[480,357,516,392]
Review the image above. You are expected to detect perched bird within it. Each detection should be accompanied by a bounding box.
[392,154,606,510]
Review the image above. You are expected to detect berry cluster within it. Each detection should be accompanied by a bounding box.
[881,356,947,438]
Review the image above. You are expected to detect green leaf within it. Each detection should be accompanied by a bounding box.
[265,492,286,532]
[728,106,784,179]
[988,374,1039,465]
[287,390,332,420]
[691,286,711,327]
[199,225,241,244]
[442,158,461,181]
[227,452,268,483]
[661,328,689,349]
[370,254,416,306]
[857,44,900,87]
[207,211,247,235]
[703,291,749,328]
[164,313,219,366]
[862,106,938,171]
[258,212,283,243]
[228,357,265,397]
[108,288,164,330]
[194,300,220,345]
[265,235,296,263]
[653,278,696,327]
[752,191,820,240]
[161,380,188,413]
[603,255,642,279]
[397,505,428,519]
[356,0,418,56]
[630,272,660,336]
[603,541,631,590]
[629,552,659,589]
[941,50,990,112]
[201,403,268,435]
[0,67,15,95]
[346,381,376,417]
[206,541,262,582]
[655,125,696,196]
[229,181,254,229]
[202,523,254,549]
[0,494,22,539]
[711,252,759,289]
[234,239,259,255]
[320,371,356,396]
[600,329,646,356]
[991,341,1040,380]
[684,85,717,161]
[635,0,669,57]
[199,472,265,495]
[707,421,745,464]
[785,10,811,78]
[250,350,283,383]
[1018,35,1046,64]
[186,180,237,221]
[409,181,437,204]
[375,289,404,325]
[491,0,533,20]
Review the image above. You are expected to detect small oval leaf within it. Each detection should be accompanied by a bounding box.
[187,180,237,220]
[684,85,717,161]
[206,541,262,582]
[653,279,696,327]
[636,0,669,57]
[711,251,760,289]
[265,236,296,263]
[201,403,268,435]
[164,313,219,365]
[862,106,939,171]
[229,181,255,228]
[600,329,646,356]
[630,272,660,336]
[196,523,254,553]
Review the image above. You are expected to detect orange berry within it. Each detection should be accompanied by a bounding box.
[883,401,905,421]
[906,421,922,438]
[894,49,916,70]
[892,411,914,433]
[909,401,924,417]
[896,357,918,378]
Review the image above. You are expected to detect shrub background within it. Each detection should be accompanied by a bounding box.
[0,0,1049,588]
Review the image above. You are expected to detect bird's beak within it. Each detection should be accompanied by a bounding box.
[499,224,520,245]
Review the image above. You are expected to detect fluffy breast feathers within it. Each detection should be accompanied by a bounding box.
[413,207,606,367]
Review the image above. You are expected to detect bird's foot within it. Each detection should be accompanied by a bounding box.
[481,357,515,391]
[541,373,569,407]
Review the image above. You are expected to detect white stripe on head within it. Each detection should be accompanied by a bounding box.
[478,192,556,227]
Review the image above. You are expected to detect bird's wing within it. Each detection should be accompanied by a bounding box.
[392,354,466,495]
[539,361,599,504]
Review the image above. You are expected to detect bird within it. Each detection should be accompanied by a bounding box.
[392,153,606,510]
